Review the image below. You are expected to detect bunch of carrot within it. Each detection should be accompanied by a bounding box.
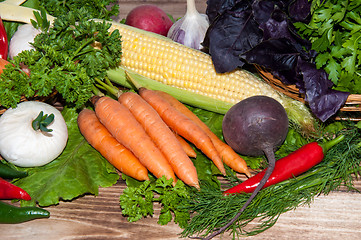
[77,88,251,188]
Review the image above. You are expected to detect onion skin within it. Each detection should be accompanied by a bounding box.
[0,101,68,167]
[8,24,41,60]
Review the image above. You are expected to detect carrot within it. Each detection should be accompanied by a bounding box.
[174,133,197,158]
[0,58,9,74]
[154,90,251,177]
[92,96,176,183]
[118,92,199,188]
[77,108,149,181]
[139,88,226,175]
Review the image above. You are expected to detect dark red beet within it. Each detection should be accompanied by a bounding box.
[205,96,289,240]
[222,95,289,157]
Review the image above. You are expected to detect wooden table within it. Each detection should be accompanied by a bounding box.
[1,179,361,240]
[1,1,361,239]
[114,0,207,20]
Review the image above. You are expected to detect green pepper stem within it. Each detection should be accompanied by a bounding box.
[320,135,345,154]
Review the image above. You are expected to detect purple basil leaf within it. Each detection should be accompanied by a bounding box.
[297,59,350,122]
[257,4,312,51]
[206,0,239,23]
[240,38,304,86]
[205,1,263,73]
[288,0,311,22]
[205,0,349,122]
[240,38,298,73]
[251,0,275,24]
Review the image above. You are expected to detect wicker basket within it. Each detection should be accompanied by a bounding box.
[0,91,59,115]
[255,65,361,121]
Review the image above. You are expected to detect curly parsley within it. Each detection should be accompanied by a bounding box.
[120,175,191,228]
[39,0,119,20]
[0,9,122,108]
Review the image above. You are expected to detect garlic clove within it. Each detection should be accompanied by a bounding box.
[167,0,209,50]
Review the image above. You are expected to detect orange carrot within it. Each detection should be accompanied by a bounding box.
[77,108,149,181]
[139,88,226,175]
[155,90,251,177]
[118,91,199,188]
[93,96,176,182]
[0,58,9,74]
[174,133,197,158]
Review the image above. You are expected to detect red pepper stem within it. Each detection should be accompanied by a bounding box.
[319,135,345,154]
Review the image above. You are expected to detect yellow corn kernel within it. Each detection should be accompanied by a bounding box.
[108,22,284,105]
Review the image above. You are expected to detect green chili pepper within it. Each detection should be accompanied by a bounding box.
[0,201,50,224]
[0,161,27,179]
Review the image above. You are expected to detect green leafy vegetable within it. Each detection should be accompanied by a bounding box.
[39,0,119,20]
[182,124,361,238]
[295,0,361,93]
[0,9,122,109]
[120,175,191,228]
[12,107,119,207]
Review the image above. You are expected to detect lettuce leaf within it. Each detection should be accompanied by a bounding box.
[13,107,119,207]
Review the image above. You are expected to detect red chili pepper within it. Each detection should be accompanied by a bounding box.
[0,177,31,201]
[0,17,8,60]
[224,135,345,195]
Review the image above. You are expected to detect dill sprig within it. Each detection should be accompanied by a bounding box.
[182,125,361,239]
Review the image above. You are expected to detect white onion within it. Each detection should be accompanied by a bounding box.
[0,101,68,167]
[8,24,41,59]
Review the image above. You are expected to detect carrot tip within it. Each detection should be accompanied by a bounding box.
[138,87,147,94]
[245,169,252,178]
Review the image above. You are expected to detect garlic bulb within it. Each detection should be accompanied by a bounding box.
[167,0,209,50]
[8,24,41,59]
[0,101,68,167]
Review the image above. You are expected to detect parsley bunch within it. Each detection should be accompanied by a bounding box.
[120,175,191,228]
[39,0,119,20]
[295,0,361,93]
[0,9,122,109]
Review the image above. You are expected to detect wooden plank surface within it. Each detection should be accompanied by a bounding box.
[1,1,361,239]
[113,0,207,21]
[1,180,361,240]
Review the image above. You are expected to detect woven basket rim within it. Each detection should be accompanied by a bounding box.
[255,65,361,112]
[0,91,58,115]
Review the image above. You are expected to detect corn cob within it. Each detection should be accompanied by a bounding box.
[108,22,284,106]
[105,21,316,133]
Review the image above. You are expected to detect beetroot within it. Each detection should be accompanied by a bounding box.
[223,95,289,157]
[206,95,289,239]
[125,5,173,36]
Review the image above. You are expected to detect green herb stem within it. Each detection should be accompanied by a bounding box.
[71,37,96,61]
[32,111,54,132]
[94,77,120,97]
